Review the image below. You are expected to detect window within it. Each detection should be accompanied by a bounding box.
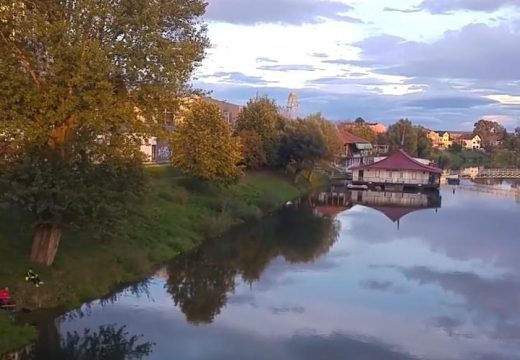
[399,171,404,178]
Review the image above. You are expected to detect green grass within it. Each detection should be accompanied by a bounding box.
[0,167,311,355]
[0,313,36,355]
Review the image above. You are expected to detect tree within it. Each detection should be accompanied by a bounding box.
[235,96,284,167]
[171,99,243,185]
[386,119,418,155]
[473,119,506,150]
[279,120,327,182]
[238,130,266,169]
[349,124,377,143]
[304,113,343,160]
[0,0,209,264]
[416,127,433,158]
[354,117,366,124]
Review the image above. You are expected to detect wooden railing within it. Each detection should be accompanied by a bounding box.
[476,169,520,179]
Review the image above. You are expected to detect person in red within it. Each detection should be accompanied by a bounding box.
[0,287,12,307]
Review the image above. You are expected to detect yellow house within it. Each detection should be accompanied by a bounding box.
[439,132,453,148]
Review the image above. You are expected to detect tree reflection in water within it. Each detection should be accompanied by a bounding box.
[166,203,340,324]
[31,323,154,360]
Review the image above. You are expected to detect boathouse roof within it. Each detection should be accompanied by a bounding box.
[351,149,442,174]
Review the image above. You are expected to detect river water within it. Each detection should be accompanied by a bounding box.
[29,183,520,360]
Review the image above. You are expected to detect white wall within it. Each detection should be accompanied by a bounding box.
[353,169,432,185]
[140,137,158,162]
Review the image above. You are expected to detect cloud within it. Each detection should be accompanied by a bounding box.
[256,57,278,63]
[353,22,520,81]
[204,0,361,25]
[310,52,330,58]
[383,7,421,13]
[322,59,353,65]
[359,280,406,293]
[402,266,520,322]
[419,0,520,14]
[257,64,318,72]
[210,71,271,85]
[404,96,497,109]
[269,305,305,315]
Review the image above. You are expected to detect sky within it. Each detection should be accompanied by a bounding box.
[193,0,520,130]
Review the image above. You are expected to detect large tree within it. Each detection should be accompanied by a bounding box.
[235,96,284,167]
[0,0,209,264]
[386,119,418,155]
[279,120,327,182]
[473,119,506,150]
[304,113,343,161]
[171,99,243,185]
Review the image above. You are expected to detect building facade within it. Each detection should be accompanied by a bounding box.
[351,149,442,190]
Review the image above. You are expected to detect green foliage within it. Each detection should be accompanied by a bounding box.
[279,120,327,179]
[473,119,507,150]
[0,0,209,260]
[386,119,432,158]
[235,96,285,167]
[304,113,343,160]
[238,130,266,169]
[0,312,36,355]
[349,124,377,143]
[432,148,490,169]
[171,99,243,185]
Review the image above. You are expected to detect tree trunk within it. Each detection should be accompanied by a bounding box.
[30,224,62,266]
[307,168,314,183]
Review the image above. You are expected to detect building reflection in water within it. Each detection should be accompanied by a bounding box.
[312,188,442,229]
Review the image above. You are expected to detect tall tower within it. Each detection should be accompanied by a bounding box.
[286,91,299,120]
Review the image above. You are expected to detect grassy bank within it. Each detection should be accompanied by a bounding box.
[0,167,315,355]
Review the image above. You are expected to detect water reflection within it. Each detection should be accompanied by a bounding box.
[166,205,340,324]
[28,186,520,360]
[29,322,154,360]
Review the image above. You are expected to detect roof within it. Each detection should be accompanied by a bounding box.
[337,125,371,144]
[351,149,442,174]
[370,206,422,223]
[314,206,349,217]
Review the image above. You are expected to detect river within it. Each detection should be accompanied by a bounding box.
[25,182,520,359]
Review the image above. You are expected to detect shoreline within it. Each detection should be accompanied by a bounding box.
[0,167,321,356]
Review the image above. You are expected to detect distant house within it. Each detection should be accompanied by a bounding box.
[458,134,481,150]
[204,97,242,126]
[336,126,374,169]
[351,149,442,190]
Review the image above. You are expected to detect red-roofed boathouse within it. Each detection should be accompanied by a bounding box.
[350,149,442,191]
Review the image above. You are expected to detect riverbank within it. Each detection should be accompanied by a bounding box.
[0,166,319,355]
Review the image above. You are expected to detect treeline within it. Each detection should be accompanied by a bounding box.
[172,96,343,184]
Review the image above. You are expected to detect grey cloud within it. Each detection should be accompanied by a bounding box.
[402,266,520,321]
[269,305,305,315]
[211,71,271,85]
[359,280,405,294]
[310,52,329,58]
[256,57,278,63]
[404,96,497,109]
[383,7,421,13]
[306,76,387,86]
[205,0,360,25]
[322,59,352,65]
[431,316,464,336]
[257,64,318,72]
[354,23,520,81]
[419,0,520,14]
[194,82,520,129]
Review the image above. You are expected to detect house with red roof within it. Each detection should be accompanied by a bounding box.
[350,149,442,190]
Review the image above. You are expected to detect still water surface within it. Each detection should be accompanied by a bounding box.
[32,184,520,359]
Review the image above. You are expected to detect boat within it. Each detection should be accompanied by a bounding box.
[446,175,460,185]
